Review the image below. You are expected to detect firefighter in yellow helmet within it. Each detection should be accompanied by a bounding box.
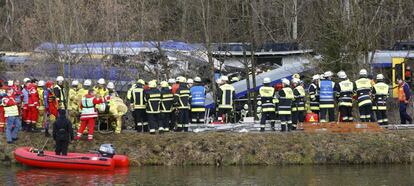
[160,81,174,131]
[372,74,389,125]
[291,78,306,129]
[145,80,161,134]
[354,69,373,122]
[68,80,81,129]
[127,79,148,132]
[174,76,191,131]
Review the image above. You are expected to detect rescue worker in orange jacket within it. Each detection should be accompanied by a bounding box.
[75,89,106,141]
[397,78,412,124]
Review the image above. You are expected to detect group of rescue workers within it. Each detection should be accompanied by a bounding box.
[1,67,412,144]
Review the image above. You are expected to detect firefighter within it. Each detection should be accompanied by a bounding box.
[372,74,389,125]
[217,76,235,123]
[145,80,162,134]
[175,77,191,131]
[187,79,194,89]
[336,71,354,122]
[3,88,21,144]
[36,80,46,130]
[354,69,373,122]
[68,80,80,129]
[274,82,283,125]
[277,78,294,132]
[190,77,206,124]
[259,77,276,132]
[94,78,109,97]
[78,79,91,97]
[75,89,106,141]
[54,76,66,110]
[127,79,148,132]
[319,71,336,122]
[292,78,306,128]
[160,81,174,132]
[308,75,320,115]
[107,82,118,97]
[168,79,175,89]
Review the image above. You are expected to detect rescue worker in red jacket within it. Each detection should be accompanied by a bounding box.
[75,89,106,141]
[3,88,21,144]
[46,81,59,121]
[0,81,7,132]
[27,83,40,131]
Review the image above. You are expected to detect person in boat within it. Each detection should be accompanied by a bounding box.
[53,109,74,156]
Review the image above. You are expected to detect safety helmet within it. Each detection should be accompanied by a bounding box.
[359,69,368,76]
[175,76,182,82]
[312,74,320,81]
[84,79,92,86]
[216,79,223,85]
[243,104,248,110]
[187,78,194,84]
[337,71,347,79]
[23,78,31,83]
[376,74,384,80]
[71,80,79,86]
[37,80,45,87]
[178,76,187,83]
[148,80,157,88]
[292,73,300,79]
[56,76,64,82]
[107,82,115,89]
[292,78,300,84]
[168,78,175,84]
[137,79,145,85]
[220,76,229,81]
[160,81,169,88]
[324,71,333,78]
[282,78,290,86]
[231,77,240,82]
[7,80,13,86]
[194,77,202,83]
[263,77,271,84]
[97,78,105,85]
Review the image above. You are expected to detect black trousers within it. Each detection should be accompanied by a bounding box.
[260,112,275,131]
[376,110,387,125]
[133,109,148,132]
[359,104,372,122]
[279,114,291,132]
[339,106,353,122]
[160,112,173,131]
[147,113,159,133]
[55,140,69,156]
[191,111,205,124]
[320,108,335,122]
[177,109,190,131]
[292,110,305,124]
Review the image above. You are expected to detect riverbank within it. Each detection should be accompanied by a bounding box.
[2,131,414,166]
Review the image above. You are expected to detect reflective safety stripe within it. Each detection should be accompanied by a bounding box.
[131,87,146,109]
[219,84,235,109]
[279,110,291,115]
[191,107,206,112]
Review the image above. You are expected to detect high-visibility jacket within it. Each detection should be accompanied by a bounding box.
[259,85,276,112]
[161,88,174,113]
[175,84,191,109]
[68,88,79,111]
[145,88,161,114]
[190,85,206,112]
[77,88,88,98]
[127,84,146,109]
[337,79,354,107]
[37,87,45,110]
[372,82,389,110]
[93,86,109,97]
[53,85,66,109]
[217,84,235,109]
[278,87,294,115]
[354,78,372,107]
[2,96,19,117]
[293,85,306,111]
[308,83,319,111]
[319,80,335,108]
[80,95,104,119]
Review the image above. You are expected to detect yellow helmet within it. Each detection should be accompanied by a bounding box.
[148,80,157,88]
[292,74,300,79]
[179,76,187,83]
[160,81,169,88]
[137,79,145,85]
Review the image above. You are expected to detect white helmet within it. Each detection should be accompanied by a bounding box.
[107,82,115,89]
[292,78,300,84]
[337,71,347,79]
[263,77,271,84]
[7,80,13,86]
[168,78,175,84]
[312,74,320,81]
[324,71,333,78]
[359,69,368,76]
[220,76,229,81]
[216,79,223,84]
[56,76,64,82]
[194,77,202,83]
[376,74,384,80]
[187,78,194,84]
[84,79,92,86]
[37,80,45,87]
[23,78,31,83]
[282,78,290,85]
[97,78,105,85]
[71,80,79,86]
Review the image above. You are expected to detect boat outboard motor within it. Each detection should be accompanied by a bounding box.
[98,144,115,158]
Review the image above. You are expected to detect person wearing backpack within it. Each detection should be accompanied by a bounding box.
[53,109,74,156]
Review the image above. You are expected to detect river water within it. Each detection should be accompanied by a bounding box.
[1,165,413,185]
